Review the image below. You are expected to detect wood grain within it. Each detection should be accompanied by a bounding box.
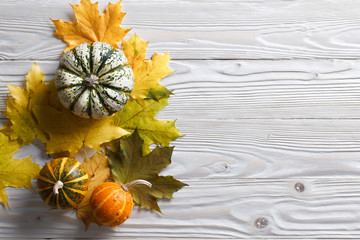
[2,59,360,119]
[1,0,360,60]
[1,179,360,239]
[3,60,360,178]
[169,119,360,178]
[1,1,360,239]
[9,118,360,179]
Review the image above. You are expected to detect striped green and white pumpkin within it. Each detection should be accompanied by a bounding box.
[37,157,89,209]
[55,42,134,119]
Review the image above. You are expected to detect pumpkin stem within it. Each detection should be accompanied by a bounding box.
[121,180,152,192]
[53,180,64,195]
[83,74,99,88]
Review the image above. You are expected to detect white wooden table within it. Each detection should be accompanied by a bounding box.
[1,0,360,239]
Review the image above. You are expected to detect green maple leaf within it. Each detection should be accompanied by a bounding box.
[107,130,187,212]
[145,86,173,102]
[113,87,182,155]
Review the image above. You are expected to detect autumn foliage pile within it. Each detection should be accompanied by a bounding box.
[0,0,186,229]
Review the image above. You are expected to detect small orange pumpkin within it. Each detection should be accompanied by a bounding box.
[90,182,135,227]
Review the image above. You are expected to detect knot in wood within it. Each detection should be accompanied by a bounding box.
[295,182,305,192]
[254,217,268,229]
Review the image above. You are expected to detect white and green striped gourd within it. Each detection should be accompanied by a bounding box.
[55,42,134,119]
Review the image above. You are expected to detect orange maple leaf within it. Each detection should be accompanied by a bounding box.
[52,0,130,53]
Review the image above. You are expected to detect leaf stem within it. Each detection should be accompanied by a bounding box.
[121,179,152,192]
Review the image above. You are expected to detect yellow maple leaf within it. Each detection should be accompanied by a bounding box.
[1,121,18,141]
[52,0,130,53]
[0,132,41,208]
[3,98,37,143]
[3,64,128,156]
[122,35,175,100]
[76,153,110,229]
[2,64,50,143]
[33,103,128,155]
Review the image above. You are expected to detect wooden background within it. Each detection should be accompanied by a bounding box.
[1,0,360,239]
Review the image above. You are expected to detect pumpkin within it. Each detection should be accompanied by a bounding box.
[37,157,89,209]
[90,182,135,227]
[55,42,134,119]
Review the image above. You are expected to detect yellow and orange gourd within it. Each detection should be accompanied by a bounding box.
[37,157,89,209]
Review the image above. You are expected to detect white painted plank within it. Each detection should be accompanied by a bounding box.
[1,179,360,239]
[2,59,360,119]
[164,59,360,119]
[9,118,360,179]
[1,0,360,60]
[170,119,360,178]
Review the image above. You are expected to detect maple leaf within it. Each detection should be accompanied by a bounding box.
[76,153,110,229]
[113,88,182,155]
[3,98,37,143]
[122,35,174,100]
[0,132,41,208]
[33,102,129,155]
[52,0,130,53]
[2,63,49,143]
[3,64,128,156]
[1,121,18,141]
[107,130,187,212]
